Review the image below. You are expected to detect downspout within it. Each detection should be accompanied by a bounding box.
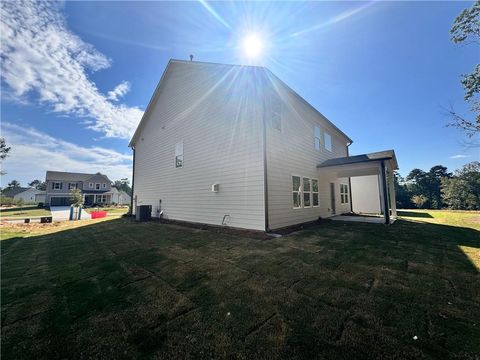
[380,160,390,225]
[130,146,136,216]
[346,142,353,213]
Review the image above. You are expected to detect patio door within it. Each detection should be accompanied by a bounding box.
[330,183,336,215]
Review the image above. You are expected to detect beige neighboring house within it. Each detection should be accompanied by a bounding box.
[129,59,398,231]
[2,187,45,203]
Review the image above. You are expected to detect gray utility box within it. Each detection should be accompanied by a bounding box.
[136,205,152,221]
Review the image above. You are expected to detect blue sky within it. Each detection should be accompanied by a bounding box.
[1,1,478,186]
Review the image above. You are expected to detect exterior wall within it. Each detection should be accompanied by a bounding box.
[14,188,42,203]
[351,175,381,214]
[132,62,266,230]
[81,175,111,192]
[264,74,352,230]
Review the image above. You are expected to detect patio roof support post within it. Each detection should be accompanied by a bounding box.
[387,165,397,218]
[380,160,390,225]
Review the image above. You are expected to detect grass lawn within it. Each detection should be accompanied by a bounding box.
[0,205,51,219]
[1,211,479,359]
[84,206,129,215]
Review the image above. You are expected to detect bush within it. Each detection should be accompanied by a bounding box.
[0,196,15,206]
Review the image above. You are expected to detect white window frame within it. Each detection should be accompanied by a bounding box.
[102,183,107,188]
[303,177,311,208]
[89,183,93,188]
[68,182,77,190]
[312,178,319,207]
[95,183,101,190]
[324,131,332,152]
[314,126,321,151]
[292,175,302,209]
[175,142,184,168]
[340,183,349,204]
[52,182,62,190]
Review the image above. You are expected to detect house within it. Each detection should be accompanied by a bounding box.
[1,187,45,203]
[110,187,131,205]
[45,171,115,206]
[129,60,398,231]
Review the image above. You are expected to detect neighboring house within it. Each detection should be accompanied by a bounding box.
[45,171,114,206]
[2,187,44,203]
[129,60,398,231]
[110,187,131,205]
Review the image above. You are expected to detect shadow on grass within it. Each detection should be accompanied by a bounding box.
[397,210,433,218]
[1,217,479,359]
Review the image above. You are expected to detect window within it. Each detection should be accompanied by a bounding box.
[175,142,183,168]
[95,183,101,190]
[292,176,301,209]
[303,178,311,207]
[312,179,319,207]
[340,184,349,204]
[271,97,282,131]
[89,183,93,188]
[68,182,77,190]
[314,126,321,150]
[102,183,107,188]
[52,182,62,190]
[324,131,332,152]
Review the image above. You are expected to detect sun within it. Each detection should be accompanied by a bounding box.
[242,34,263,59]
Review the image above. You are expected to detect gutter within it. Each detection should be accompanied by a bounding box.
[263,100,270,232]
[346,143,353,213]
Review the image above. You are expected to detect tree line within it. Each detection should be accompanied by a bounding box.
[395,161,480,210]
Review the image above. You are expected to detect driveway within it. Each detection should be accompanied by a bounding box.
[50,206,71,221]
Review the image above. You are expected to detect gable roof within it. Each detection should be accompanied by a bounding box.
[2,187,33,197]
[129,59,352,147]
[46,171,111,183]
[317,150,398,170]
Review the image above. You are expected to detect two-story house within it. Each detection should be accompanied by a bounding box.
[129,60,398,231]
[45,171,114,206]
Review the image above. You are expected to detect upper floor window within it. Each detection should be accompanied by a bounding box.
[292,176,301,209]
[271,97,282,131]
[314,126,321,150]
[52,182,62,190]
[95,183,101,190]
[175,142,184,168]
[102,183,107,188]
[68,183,77,190]
[340,184,349,204]
[324,131,332,152]
[89,183,93,188]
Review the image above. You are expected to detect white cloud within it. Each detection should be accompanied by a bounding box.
[107,81,131,101]
[1,122,132,186]
[0,1,143,139]
[450,154,470,159]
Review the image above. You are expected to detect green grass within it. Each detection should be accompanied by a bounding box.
[1,210,479,359]
[398,209,480,229]
[84,206,129,215]
[0,205,51,219]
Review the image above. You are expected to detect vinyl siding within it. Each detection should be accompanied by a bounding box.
[265,75,352,230]
[132,62,265,230]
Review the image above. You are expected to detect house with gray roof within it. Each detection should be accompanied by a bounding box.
[129,60,399,230]
[2,187,45,203]
[45,171,118,206]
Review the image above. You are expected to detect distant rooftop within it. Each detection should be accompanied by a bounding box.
[46,171,110,182]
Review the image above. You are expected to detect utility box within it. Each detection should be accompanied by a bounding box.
[136,205,152,221]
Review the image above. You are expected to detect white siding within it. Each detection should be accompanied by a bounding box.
[14,188,43,203]
[265,74,352,230]
[132,62,266,230]
[351,175,381,214]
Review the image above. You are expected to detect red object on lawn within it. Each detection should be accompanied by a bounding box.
[91,211,107,219]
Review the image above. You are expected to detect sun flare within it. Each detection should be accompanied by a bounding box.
[242,34,263,58]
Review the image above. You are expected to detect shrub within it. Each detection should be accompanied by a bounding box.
[0,196,15,206]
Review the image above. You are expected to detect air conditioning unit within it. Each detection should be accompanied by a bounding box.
[211,183,220,192]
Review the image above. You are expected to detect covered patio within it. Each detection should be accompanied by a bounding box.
[317,150,399,224]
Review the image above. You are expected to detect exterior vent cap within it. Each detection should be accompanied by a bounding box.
[211,184,219,192]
